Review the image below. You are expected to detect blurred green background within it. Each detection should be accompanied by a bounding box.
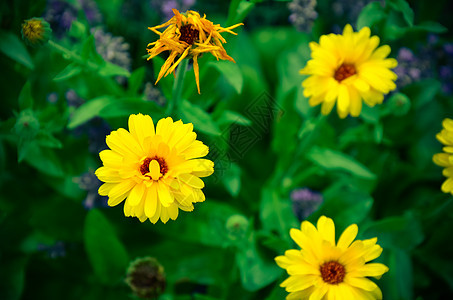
[1,0,453,299]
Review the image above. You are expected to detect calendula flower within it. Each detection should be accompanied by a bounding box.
[433,118,453,194]
[95,113,214,224]
[275,216,388,299]
[146,9,243,94]
[21,17,52,46]
[300,24,397,118]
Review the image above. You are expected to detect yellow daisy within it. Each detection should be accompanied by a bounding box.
[433,118,453,194]
[300,24,398,118]
[275,216,388,299]
[95,113,214,224]
[146,9,243,94]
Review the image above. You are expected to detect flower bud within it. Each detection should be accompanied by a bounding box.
[125,257,166,299]
[21,18,52,46]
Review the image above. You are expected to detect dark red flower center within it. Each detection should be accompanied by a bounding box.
[179,24,199,45]
[140,156,168,177]
[334,63,356,82]
[320,261,346,284]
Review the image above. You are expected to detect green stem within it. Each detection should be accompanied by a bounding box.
[48,40,98,70]
[166,58,189,116]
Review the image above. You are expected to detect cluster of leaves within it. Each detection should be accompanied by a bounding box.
[1,0,453,299]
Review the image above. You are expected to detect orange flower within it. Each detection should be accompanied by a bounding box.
[147,9,243,94]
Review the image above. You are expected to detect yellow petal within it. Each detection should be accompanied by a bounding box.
[337,224,358,250]
[127,182,146,206]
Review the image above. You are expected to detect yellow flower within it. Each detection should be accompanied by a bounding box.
[21,17,51,46]
[95,114,214,224]
[300,24,398,118]
[275,216,388,300]
[146,9,243,94]
[433,118,453,194]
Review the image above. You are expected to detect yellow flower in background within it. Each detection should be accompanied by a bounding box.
[95,114,214,224]
[275,216,388,299]
[300,24,398,118]
[433,118,453,194]
[146,9,243,94]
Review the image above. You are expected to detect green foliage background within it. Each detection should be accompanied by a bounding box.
[1,0,453,299]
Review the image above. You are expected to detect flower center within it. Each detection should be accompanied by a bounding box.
[320,261,346,284]
[179,24,199,45]
[334,63,356,82]
[140,156,168,179]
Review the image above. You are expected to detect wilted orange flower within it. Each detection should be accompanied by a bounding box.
[146,9,243,94]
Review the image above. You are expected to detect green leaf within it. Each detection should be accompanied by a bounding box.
[0,31,34,69]
[363,213,424,250]
[99,61,130,78]
[53,63,82,81]
[236,236,282,291]
[18,81,33,110]
[306,146,376,180]
[0,256,26,300]
[84,209,129,285]
[99,97,162,119]
[81,35,103,65]
[152,200,240,247]
[36,131,63,149]
[221,162,241,197]
[216,110,252,126]
[23,143,64,177]
[357,2,387,29]
[179,100,221,136]
[259,187,298,242]
[310,182,374,230]
[387,0,414,26]
[209,61,243,94]
[406,79,441,109]
[227,0,255,25]
[68,96,116,129]
[128,67,145,95]
[408,21,448,33]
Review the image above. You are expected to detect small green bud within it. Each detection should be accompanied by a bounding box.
[226,214,249,241]
[387,92,411,116]
[14,110,40,139]
[21,18,52,47]
[125,257,166,299]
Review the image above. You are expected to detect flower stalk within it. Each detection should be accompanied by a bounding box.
[166,58,189,116]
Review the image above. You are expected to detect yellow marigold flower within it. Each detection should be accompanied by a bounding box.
[275,216,388,300]
[146,9,243,94]
[21,17,51,46]
[433,118,453,194]
[95,114,214,224]
[300,24,398,118]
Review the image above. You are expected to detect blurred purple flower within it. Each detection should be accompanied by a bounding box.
[288,0,318,32]
[65,89,84,108]
[44,0,102,38]
[290,188,323,221]
[78,0,102,25]
[91,27,131,84]
[144,83,166,106]
[37,241,66,258]
[331,0,383,25]
[394,47,433,87]
[44,0,78,37]
[46,92,59,104]
[151,0,196,20]
[77,171,108,209]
